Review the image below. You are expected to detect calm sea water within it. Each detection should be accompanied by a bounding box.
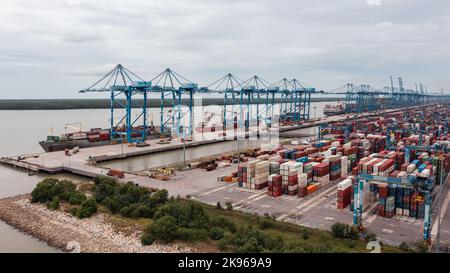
[0,101,329,252]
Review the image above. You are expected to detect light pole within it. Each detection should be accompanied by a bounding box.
[183,138,186,169]
[313,106,317,141]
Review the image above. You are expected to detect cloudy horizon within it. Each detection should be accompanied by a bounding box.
[0,0,449,99]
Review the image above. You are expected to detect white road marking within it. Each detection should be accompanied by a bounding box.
[277,184,339,221]
[364,214,378,225]
[193,183,237,198]
[382,229,394,234]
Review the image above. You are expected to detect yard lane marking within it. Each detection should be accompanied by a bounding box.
[193,183,237,198]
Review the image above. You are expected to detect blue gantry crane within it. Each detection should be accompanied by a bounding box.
[271,78,315,124]
[353,173,433,241]
[205,73,244,132]
[79,64,152,143]
[80,64,450,144]
[150,68,198,138]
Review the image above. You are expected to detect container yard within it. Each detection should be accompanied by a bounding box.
[2,62,450,254]
[1,39,450,254]
[2,100,450,251]
[3,0,450,265]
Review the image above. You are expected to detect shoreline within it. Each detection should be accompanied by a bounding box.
[0,97,338,110]
[0,194,192,253]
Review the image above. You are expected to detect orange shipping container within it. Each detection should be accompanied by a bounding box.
[307,184,318,195]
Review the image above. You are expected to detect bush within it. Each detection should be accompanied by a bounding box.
[415,241,429,253]
[237,237,263,253]
[347,240,356,249]
[301,229,310,240]
[262,234,284,251]
[331,223,346,238]
[92,176,168,219]
[31,178,76,203]
[46,196,60,210]
[210,216,237,233]
[69,207,79,217]
[364,233,377,243]
[282,243,307,253]
[399,241,409,251]
[209,227,225,240]
[178,228,208,242]
[258,219,274,230]
[331,222,360,240]
[346,226,360,240]
[234,226,283,253]
[217,233,235,251]
[77,198,97,219]
[141,233,155,245]
[67,191,87,205]
[225,202,233,211]
[154,201,209,230]
[145,215,178,243]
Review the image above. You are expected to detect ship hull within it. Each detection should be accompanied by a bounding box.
[323,110,345,117]
[39,139,111,152]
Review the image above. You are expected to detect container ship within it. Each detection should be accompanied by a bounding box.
[39,126,164,152]
[323,103,345,116]
[323,102,357,116]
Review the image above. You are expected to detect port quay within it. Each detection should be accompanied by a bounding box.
[2,100,450,251]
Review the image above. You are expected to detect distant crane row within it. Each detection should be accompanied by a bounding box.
[79,64,449,143]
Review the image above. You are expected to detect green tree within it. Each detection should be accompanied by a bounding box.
[67,191,87,205]
[46,196,60,210]
[154,201,209,230]
[258,219,274,230]
[331,223,346,238]
[225,202,233,211]
[145,215,178,243]
[399,241,409,251]
[209,227,225,240]
[210,216,237,233]
[77,198,97,219]
[31,178,76,203]
[237,237,263,253]
[301,229,310,240]
[364,233,377,243]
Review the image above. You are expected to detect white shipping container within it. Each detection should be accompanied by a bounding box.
[338,179,352,190]
[255,161,270,170]
[419,169,430,178]
[406,164,416,173]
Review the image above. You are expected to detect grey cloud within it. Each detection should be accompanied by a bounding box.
[63,33,105,44]
[0,0,449,99]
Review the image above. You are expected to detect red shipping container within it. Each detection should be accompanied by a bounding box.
[378,205,385,217]
[298,186,308,198]
[314,157,324,163]
[288,189,298,196]
[378,185,389,199]
[288,175,298,186]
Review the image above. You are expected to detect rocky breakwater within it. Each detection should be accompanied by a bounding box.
[0,194,192,253]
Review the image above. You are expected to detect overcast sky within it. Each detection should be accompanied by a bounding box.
[0,0,449,99]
